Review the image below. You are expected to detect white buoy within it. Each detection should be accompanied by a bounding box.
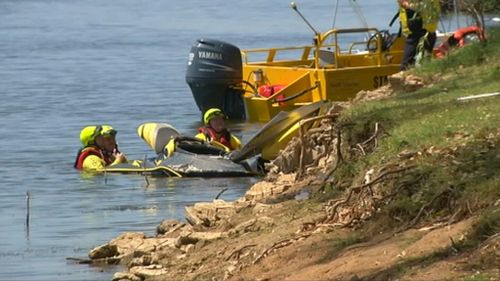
[492,17,500,22]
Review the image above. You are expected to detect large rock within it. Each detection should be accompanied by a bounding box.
[130,265,169,279]
[388,72,424,92]
[242,174,304,203]
[185,199,240,227]
[89,244,118,259]
[156,219,184,235]
[110,232,147,256]
[88,231,179,265]
[112,272,143,281]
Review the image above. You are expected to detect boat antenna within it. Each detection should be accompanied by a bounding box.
[349,0,369,29]
[290,2,319,35]
[348,0,370,40]
[331,0,340,30]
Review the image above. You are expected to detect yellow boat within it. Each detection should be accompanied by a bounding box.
[241,27,405,122]
[185,5,405,122]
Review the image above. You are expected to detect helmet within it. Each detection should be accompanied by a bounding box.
[79,125,116,147]
[203,108,226,125]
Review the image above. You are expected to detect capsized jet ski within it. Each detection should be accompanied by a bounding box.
[104,123,257,177]
[102,100,328,177]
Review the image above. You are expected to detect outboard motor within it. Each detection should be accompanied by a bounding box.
[186,39,245,120]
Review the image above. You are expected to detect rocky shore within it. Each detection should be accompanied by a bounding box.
[80,72,499,281]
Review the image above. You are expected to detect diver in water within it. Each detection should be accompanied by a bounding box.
[159,108,241,159]
[196,108,241,151]
[160,108,241,158]
[74,125,128,171]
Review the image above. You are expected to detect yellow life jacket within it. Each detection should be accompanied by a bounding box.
[399,0,440,36]
[399,7,412,36]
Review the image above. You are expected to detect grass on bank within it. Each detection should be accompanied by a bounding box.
[330,26,500,234]
[310,26,500,279]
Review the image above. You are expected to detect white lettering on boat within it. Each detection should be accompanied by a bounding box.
[198,51,223,60]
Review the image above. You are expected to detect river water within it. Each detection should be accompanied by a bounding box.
[0,1,411,280]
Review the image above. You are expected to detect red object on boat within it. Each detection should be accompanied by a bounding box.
[258,85,286,105]
[258,85,285,98]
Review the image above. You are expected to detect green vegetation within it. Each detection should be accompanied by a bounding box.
[334,27,500,230]
[347,28,500,156]
[469,209,500,241]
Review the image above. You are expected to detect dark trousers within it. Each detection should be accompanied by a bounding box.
[400,9,437,70]
[401,31,436,70]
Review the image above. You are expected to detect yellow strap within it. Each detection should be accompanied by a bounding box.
[399,7,411,36]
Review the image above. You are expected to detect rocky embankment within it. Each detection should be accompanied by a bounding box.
[81,72,499,281]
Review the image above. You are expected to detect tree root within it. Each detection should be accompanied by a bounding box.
[253,233,312,264]
[353,122,385,156]
[407,188,453,229]
[323,165,416,224]
[225,244,257,261]
[298,114,339,178]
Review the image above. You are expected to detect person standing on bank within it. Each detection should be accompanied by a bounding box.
[398,0,441,70]
[74,125,128,171]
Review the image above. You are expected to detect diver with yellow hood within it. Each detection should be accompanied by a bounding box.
[74,125,128,171]
[195,108,241,151]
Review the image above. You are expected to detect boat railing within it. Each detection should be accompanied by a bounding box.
[348,41,370,54]
[242,27,391,68]
[241,45,331,66]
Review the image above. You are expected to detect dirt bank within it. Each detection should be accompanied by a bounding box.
[81,72,500,281]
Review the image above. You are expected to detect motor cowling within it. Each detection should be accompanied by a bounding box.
[186,39,245,120]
